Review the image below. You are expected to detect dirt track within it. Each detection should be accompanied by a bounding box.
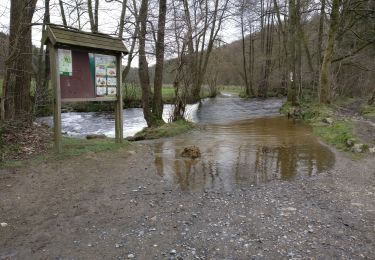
[0,142,375,259]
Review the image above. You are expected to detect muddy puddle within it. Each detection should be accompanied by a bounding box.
[153,96,335,191]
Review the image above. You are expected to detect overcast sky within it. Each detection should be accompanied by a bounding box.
[0,0,240,67]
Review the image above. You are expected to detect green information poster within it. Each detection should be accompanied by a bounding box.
[58,49,73,76]
[94,54,117,96]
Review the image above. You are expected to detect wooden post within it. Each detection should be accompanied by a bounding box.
[49,45,62,152]
[115,54,123,143]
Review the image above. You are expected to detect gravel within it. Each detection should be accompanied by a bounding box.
[0,144,374,259]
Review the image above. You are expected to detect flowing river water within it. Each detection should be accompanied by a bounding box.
[38,94,335,191]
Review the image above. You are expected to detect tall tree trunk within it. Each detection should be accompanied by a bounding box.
[314,0,325,97]
[94,0,99,32]
[152,0,167,123]
[138,0,153,126]
[34,0,51,115]
[88,0,98,32]
[240,2,250,96]
[59,0,67,26]
[273,0,288,94]
[118,0,128,39]
[2,0,37,122]
[249,34,255,96]
[263,8,274,98]
[287,0,298,104]
[296,0,303,100]
[319,0,341,104]
[369,89,375,105]
[258,0,266,97]
[317,0,325,75]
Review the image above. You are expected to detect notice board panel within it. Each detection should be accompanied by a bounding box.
[60,50,95,99]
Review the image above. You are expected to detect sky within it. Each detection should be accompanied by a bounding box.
[0,0,241,67]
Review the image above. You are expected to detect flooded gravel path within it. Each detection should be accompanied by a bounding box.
[152,96,334,190]
[1,96,374,259]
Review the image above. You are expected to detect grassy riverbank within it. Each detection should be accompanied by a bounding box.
[130,119,195,141]
[1,135,130,168]
[1,118,194,168]
[280,98,374,153]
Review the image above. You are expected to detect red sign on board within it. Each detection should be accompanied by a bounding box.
[60,50,95,99]
[59,50,117,99]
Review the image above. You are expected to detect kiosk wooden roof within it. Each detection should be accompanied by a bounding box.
[43,25,128,54]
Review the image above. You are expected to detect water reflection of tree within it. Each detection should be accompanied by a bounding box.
[154,142,164,177]
[153,121,335,190]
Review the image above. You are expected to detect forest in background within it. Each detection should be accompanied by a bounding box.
[0,0,374,127]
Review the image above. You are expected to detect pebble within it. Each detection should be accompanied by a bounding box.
[127,253,135,259]
[281,207,296,211]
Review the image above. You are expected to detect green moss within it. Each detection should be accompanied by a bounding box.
[133,120,195,140]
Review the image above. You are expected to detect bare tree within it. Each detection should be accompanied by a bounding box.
[87,0,99,32]
[319,0,342,104]
[138,0,153,126]
[59,0,68,26]
[183,0,229,102]
[152,0,167,123]
[238,0,254,97]
[287,0,298,104]
[34,0,51,115]
[2,0,37,122]
[120,0,140,81]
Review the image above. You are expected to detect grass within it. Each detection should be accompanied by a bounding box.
[361,103,375,118]
[312,119,356,151]
[1,137,130,168]
[218,85,243,94]
[280,101,358,152]
[123,84,177,103]
[217,85,287,98]
[133,119,195,140]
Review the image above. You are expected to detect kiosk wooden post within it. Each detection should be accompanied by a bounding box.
[115,54,124,143]
[43,25,128,152]
[49,45,62,153]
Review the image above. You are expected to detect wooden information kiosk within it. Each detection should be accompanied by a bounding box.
[43,25,128,152]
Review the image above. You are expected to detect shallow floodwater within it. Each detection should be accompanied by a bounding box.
[37,94,335,190]
[153,95,335,191]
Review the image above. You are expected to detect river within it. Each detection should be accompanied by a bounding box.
[37,93,335,191]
